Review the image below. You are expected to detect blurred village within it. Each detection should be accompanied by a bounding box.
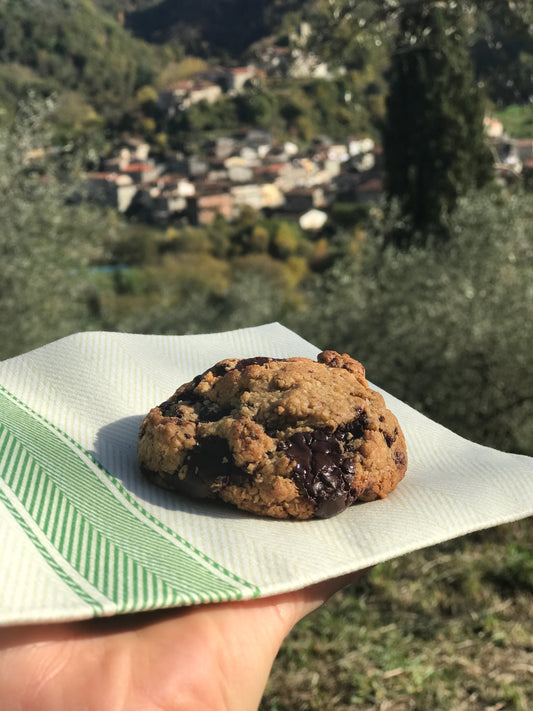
[83,60,533,231]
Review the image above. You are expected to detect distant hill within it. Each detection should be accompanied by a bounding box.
[95,1,156,13]
[1,0,531,145]
[0,0,312,142]
[123,0,307,56]
[0,0,306,118]
[0,0,163,125]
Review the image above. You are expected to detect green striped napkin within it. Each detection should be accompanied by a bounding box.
[1,323,532,625]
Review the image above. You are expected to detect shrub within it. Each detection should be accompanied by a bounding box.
[290,188,533,455]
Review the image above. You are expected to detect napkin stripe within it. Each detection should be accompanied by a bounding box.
[0,429,106,615]
[0,387,260,614]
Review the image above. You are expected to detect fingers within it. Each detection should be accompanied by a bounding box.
[264,567,371,631]
[0,570,370,711]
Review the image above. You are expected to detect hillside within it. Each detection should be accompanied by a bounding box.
[122,0,306,55]
[0,0,163,130]
[0,0,313,140]
[1,0,532,147]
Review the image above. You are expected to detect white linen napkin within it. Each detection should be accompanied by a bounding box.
[1,323,531,625]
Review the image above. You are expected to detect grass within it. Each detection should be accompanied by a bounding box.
[260,518,532,711]
[494,105,533,138]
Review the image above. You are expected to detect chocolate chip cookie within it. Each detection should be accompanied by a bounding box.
[137,351,407,519]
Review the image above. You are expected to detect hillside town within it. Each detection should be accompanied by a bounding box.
[84,110,533,231]
[81,44,533,231]
[84,125,382,230]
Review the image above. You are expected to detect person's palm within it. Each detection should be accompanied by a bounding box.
[0,573,362,711]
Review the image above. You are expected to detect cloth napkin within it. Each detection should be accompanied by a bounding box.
[1,323,531,625]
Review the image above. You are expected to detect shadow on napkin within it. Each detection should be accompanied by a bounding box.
[92,416,248,522]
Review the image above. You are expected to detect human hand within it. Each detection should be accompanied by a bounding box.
[0,571,366,711]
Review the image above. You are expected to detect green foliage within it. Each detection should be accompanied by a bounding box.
[270,76,378,141]
[0,0,165,138]
[110,223,160,266]
[0,63,48,114]
[483,542,533,595]
[471,0,533,104]
[0,98,119,360]
[94,208,316,338]
[99,264,287,339]
[155,57,208,87]
[170,73,376,145]
[271,221,300,258]
[249,225,271,253]
[334,0,533,104]
[495,104,533,138]
[382,2,494,243]
[235,89,276,128]
[330,202,371,228]
[291,188,533,456]
[170,97,239,139]
[51,91,104,142]
[309,0,393,70]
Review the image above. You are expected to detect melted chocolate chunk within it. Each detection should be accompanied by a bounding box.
[182,436,248,498]
[159,400,186,418]
[394,450,406,468]
[336,409,368,441]
[159,393,230,423]
[279,428,357,518]
[209,362,235,378]
[197,401,231,423]
[233,356,279,371]
[203,357,280,379]
[171,389,200,405]
[383,427,398,448]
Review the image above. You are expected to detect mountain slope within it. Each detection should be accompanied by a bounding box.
[124,0,307,56]
[0,0,160,114]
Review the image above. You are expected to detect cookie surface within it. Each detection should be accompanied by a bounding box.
[137,351,407,519]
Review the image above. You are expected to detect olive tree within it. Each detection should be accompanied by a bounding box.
[0,98,115,359]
